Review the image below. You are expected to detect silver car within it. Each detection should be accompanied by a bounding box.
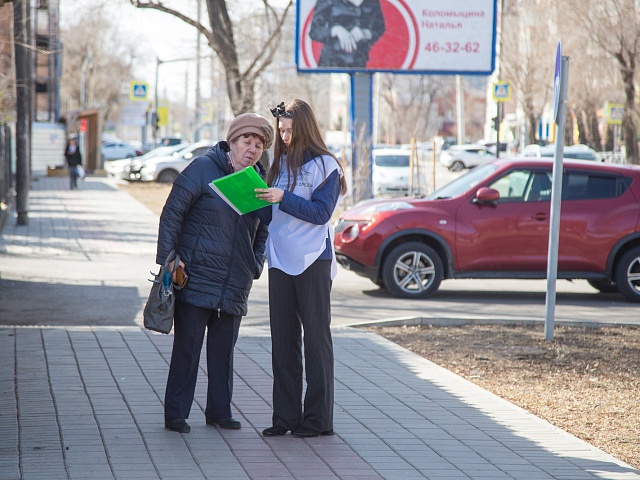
[128,142,214,183]
[439,144,497,172]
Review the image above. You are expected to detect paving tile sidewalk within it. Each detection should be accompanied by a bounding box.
[1,177,639,479]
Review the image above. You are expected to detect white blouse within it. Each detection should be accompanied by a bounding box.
[265,155,342,279]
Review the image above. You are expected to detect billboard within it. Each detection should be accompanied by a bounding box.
[296,0,497,75]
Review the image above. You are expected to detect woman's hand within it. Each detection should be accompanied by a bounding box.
[255,188,284,203]
[168,259,186,283]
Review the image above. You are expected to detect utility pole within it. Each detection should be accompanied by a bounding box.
[456,75,465,145]
[14,0,32,225]
[194,0,202,141]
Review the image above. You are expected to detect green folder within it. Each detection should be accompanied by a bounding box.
[209,166,274,215]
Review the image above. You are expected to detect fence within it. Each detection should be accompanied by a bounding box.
[596,151,626,164]
[0,123,13,230]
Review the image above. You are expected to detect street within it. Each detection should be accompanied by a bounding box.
[0,175,637,329]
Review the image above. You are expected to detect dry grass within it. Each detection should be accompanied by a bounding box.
[118,181,172,215]
[367,324,640,469]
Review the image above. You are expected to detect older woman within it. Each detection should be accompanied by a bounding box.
[158,113,273,433]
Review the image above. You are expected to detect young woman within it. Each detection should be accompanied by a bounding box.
[255,99,347,438]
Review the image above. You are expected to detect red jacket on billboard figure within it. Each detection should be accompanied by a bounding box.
[309,0,386,68]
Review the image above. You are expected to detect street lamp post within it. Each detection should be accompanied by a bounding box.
[153,55,205,148]
[154,57,162,148]
[80,48,93,110]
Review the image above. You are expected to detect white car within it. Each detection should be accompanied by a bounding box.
[439,144,497,172]
[128,142,214,183]
[372,148,422,196]
[523,144,599,161]
[101,140,138,161]
[105,144,188,179]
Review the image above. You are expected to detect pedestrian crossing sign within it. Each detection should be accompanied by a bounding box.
[604,102,624,125]
[129,82,149,101]
[492,82,511,102]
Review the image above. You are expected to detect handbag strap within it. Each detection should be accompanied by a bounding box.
[161,249,181,277]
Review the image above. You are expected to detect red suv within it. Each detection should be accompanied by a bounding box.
[334,158,640,302]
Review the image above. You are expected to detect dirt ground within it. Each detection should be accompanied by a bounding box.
[368,324,640,470]
[119,180,640,470]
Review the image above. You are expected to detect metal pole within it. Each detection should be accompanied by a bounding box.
[154,57,161,148]
[456,75,465,145]
[194,0,202,141]
[496,103,501,159]
[14,0,31,225]
[544,55,570,342]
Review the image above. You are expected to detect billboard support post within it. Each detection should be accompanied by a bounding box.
[351,73,374,202]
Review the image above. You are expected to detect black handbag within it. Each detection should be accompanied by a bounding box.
[143,250,180,334]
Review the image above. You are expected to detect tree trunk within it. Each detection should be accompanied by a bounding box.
[588,106,602,151]
[527,112,538,145]
[565,110,575,146]
[620,57,638,164]
[577,110,588,146]
[604,125,614,151]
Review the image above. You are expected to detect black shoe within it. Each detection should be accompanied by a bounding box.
[262,425,288,436]
[206,416,241,429]
[293,426,335,438]
[165,418,190,433]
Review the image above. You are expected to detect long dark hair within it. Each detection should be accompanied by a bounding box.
[267,99,347,195]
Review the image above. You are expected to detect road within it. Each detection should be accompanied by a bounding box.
[1,173,637,330]
[242,269,639,328]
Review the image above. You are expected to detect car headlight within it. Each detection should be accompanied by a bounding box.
[343,223,360,241]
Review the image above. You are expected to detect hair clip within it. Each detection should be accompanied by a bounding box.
[270,102,292,118]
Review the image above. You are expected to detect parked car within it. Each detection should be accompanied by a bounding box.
[127,141,214,183]
[372,148,423,196]
[439,144,496,171]
[105,144,187,179]
[523,144,599,161]
[334,158,640,302]
[160,136,184,147]
[101,140,139,161]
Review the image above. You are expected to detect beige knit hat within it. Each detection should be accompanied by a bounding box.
[226,113,273,149]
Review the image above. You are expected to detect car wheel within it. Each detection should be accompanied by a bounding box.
[450,160,464,172]
[587,279,618,293]
[157,170,179,184]
[382,242,443,299]
[614,246,640,302]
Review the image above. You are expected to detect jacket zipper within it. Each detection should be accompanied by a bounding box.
[217,215,241,314]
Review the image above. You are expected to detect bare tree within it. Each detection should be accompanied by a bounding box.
[0,9,15,122]
[60,8,138,123]
[378,74,444,144]
[567,0,639,163]
[500,0,555,145]
[130,0,293,115]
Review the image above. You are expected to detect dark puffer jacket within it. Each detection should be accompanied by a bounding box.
[156,142,268,316]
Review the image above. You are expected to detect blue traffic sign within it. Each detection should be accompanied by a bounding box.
[129,82,149,101]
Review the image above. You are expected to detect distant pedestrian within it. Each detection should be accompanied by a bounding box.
[309,0,386,68]
[64,136,82,190]
[256,99,347,438]
[158,113,273,434]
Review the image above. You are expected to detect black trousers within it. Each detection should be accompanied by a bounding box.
[164,300,241,420]
[268,260,334,432]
